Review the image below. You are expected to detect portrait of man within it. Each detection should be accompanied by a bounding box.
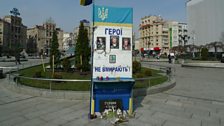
[96,37,106,50]
[110,36,119,49]
[122,37,131,50]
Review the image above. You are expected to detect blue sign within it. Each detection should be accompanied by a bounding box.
[94,5,133,24]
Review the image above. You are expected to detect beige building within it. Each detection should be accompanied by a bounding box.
[139,16,187,54]
[43,18,56,55]
[0,15,27,54]
[73,20,92,45]
[0,18,10,48]
[27,25,46,54]
[139,16,170,54]
[56,28,64,51]
[134,38,141,50]
[27,18,63,55]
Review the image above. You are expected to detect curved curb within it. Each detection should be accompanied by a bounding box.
[133,77,176,97]
[3,76,176,100]
[141,60,168,63]
[3,80,90,100]
[182,63,224,69]
[0,59,28,62]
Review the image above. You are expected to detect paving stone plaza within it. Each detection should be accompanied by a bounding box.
[0,60,224,126]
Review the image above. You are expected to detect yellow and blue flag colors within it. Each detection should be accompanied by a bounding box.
[80,0,92,6]
[93,5,133,27]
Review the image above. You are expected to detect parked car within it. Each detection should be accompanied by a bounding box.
[221,53,224,63]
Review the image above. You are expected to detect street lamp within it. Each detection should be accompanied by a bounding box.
[191,31,196,58]
[180,35,190,52]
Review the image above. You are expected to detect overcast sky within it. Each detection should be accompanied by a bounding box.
[0,0,187,36]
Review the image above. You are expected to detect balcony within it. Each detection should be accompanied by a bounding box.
[139,24,152,29]
[162,28,169,31]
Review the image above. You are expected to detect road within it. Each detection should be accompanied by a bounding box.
[0,61,223,126]
[0,58,49,74]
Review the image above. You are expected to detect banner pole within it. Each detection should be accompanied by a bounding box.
[90,0,95,118]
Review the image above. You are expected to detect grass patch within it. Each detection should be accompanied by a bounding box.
[133,67,168,89]
[17,65,168,91]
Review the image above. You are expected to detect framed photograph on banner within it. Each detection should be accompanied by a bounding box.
[110,36,119,49]
[122,37,131,50]
[96,37,106,50]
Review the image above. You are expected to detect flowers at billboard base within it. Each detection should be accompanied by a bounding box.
[100,107,135,125]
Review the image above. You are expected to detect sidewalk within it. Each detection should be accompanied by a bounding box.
[0,59,224,126]
[182,62,224,68]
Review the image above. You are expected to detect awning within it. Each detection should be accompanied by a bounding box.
[154,47,161,51]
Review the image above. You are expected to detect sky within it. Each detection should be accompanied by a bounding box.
[0,0,187,36]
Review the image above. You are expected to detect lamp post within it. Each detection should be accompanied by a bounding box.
[180,35,190,52]
[191,31,196,58]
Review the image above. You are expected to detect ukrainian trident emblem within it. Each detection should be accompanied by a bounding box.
[98,7,108,21]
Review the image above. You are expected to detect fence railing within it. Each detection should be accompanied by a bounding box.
[3,63,175,92]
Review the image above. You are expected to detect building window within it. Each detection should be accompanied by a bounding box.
[18,28,21,33]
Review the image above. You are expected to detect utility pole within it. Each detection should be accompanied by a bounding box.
[192,31,195,58]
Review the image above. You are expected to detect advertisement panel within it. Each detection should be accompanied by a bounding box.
[93,5,133,79]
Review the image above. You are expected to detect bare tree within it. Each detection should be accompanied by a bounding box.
[220,32,224,43]
[206,42,223,59]
[171,45,186,54]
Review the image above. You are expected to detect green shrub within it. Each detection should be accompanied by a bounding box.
[135,73,144,78]
[53,73,63,79]
[33,71,42,78]
[201,47,209,60]
[144,69,152,76]
[62,58,71,72]
[75,63,82,71]
[133,61,141,73]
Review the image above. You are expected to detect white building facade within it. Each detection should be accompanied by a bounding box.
[187,0,224,45]
[178,23,188,46]
[62,32,73,51]
[168,21,179,48]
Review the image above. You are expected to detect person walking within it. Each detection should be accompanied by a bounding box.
[168,54,171,63]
